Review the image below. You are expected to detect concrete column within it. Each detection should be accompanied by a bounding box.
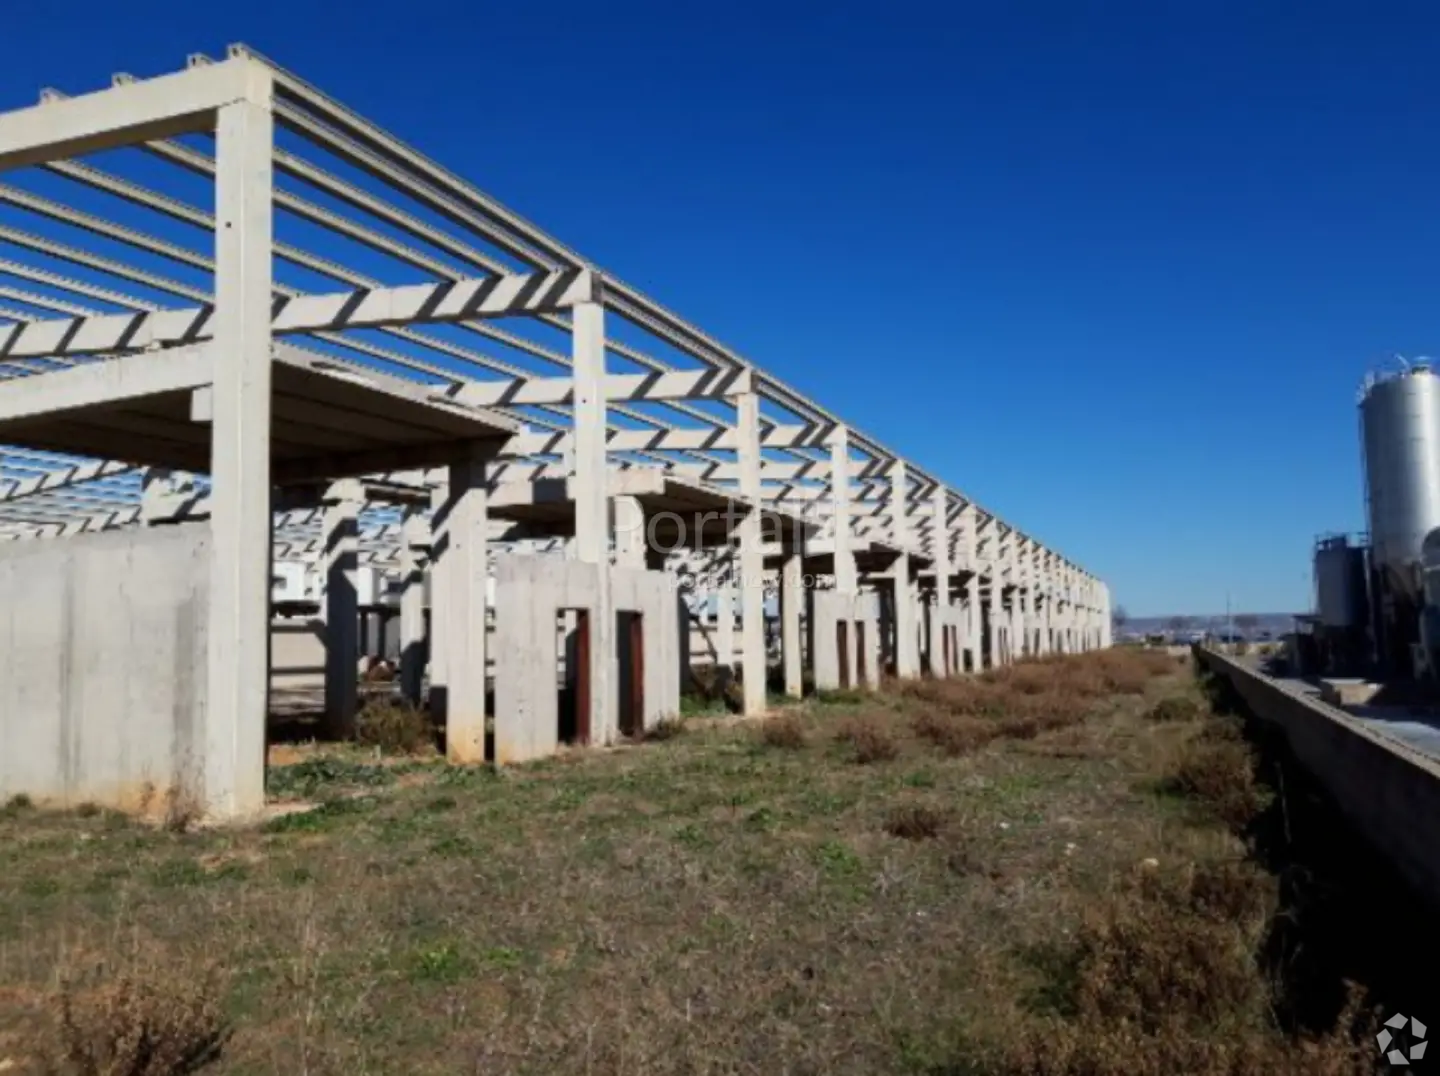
[1012,539,1029,660]
[736,390,766,714]
[572,300,615,743]
[614,495,645,569]
[399,507,429,706]
[929,485,951,675]
[830,425,857,594]
[323,484,361,738]
[428,482,450,703]
[889,461,918,679]
[1100,582,1113,649]
[443,444,492,762]
[958,504,977,672]
[781,547,804,698]
[986,578,1002,669]
[204,89,274,820]
[1041,564,1051,655]
[717,553,734,671]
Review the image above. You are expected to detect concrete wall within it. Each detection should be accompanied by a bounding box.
[493,555,680,765]
[0,524,209,814]
[1197,649,1440,910]
[811,589,881,691]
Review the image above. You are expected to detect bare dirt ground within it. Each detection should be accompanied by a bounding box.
[0,651,1390,1074]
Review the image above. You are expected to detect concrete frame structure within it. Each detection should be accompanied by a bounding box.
[0,46,1109,818]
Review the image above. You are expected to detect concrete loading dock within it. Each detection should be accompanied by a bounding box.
[0,45,1110,820]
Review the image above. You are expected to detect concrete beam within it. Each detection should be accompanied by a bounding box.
[0,272,599,360]
[0,59,261,171]
[502,423,832,457]
[0,344,211,421]
[444,366,752,408]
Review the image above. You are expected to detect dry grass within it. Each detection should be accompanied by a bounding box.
[352,698,436,756]
[0,652,1391,1074]
[998,1008,1375,1076]
[979,679,1377,1076]
[756,713,807,750]
[992,858,1376,1075]
[1068,862,1275,1030]
[1146,694,1203,723]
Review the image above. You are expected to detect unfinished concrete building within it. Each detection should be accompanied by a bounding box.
[0,46,1112,819]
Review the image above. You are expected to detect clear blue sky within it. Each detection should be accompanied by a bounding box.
[7,1,1438,617]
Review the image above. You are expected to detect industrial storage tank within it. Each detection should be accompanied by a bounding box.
[1313,535,1367,627]
[1360,362,1440,672]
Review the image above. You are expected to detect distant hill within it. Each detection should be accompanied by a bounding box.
[1118,613,1297,639]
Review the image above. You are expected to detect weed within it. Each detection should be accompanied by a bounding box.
[260,796,377,834]
[481,946,524,970]
[162,785,204,834]
[266,757,393,800]
[429,835,476,858]
[409,943,474,983]
[814,839,863,878]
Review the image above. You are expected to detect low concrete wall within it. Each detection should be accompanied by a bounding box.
[1197,648,1440,909]
[811,589,881,691]
[0,524,209,814]
[493,556,681,764]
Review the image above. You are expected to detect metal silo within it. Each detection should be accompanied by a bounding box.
[1360,362,1440,674]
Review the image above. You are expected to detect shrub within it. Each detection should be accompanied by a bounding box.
[3,792,34,816]
[836,717,898,764]
[354,699,436,755]
[37,956,230,1076]
[757,714,807,750]
[883,805,946,841]
[999,716,1040,741]
[911,710,997,756]
[1012,691,1090,731]
[1168,734,1268,831]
